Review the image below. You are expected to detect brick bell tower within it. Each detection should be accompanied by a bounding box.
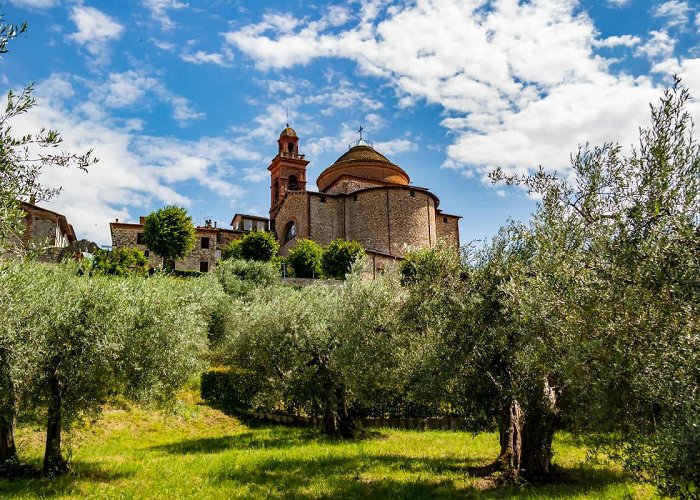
[268,125,309,217]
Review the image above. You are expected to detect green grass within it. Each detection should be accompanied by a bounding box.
[0,393,655,499]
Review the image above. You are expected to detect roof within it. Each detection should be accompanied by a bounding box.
[317,144,411,193]
[19,201,77,243]
[279,126,297,138]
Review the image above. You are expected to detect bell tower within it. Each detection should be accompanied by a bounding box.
[268,125,309,216]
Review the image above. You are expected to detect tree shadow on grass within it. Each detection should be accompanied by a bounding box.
[152,425,386,455]
[0,460,134,498]
[213,452,635,499]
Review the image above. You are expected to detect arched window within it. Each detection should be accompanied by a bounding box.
[284,221,297,243]
[287,142,294,153]
[288,175,298,191]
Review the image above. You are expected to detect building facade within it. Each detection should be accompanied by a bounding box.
[269,127,460,274]
[110,215,265,272]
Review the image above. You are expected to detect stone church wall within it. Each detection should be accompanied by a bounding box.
[436,214,460,249]
[308,194,343,245]
[275,191,309,255]
[323,177,385,196]
[345,189,391,254]
[387,188,436,256]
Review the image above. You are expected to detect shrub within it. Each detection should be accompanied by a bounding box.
[239,231,280,261]
[92,248,148,276]
[214,259,279,298]
[222,239,242,260]
[287,239,323,278]
[321,239,364,279]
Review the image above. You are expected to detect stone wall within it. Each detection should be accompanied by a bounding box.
[386,188,436,256]
[436,214,460,250]
[308,194,343,245]
[345,188,391,253]
[322,177,385,195]
[275,191,309,255]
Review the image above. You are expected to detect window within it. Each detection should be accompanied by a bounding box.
[137,232,144,244]
[287,142,294,153]
[284,221,297,243]
[443,217,448,223]
[144,250,150,257]
[216,233,222,243]
[353,195,358,201]
[288,175,298,191]
[200,261,209,272]
[244,219,253,231]
[201,237,210,249]
[320,196,326,203]
[410,190,415,197]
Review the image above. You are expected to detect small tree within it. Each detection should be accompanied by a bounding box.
[287,239,323,278]
[221,239,242,260]
[142,205,196,270]
[234,231,280,262]
[321,239,364,279]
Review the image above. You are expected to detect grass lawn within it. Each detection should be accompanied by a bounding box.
[1,392,655,499]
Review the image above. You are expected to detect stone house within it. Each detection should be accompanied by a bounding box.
[2,201,78,261]
[110,215,265,272]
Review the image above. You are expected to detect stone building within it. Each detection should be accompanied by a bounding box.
[269,127,460,275]
[2,201,78,261]
[109,214,268,272]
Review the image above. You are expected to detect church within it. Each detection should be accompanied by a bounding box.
[268,126,461,275]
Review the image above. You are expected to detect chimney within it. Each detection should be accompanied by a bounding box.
[115,218,119,223]
[214,221,217,228]
[139,216,147,224]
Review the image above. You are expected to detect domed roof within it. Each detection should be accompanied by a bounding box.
[317,144,410,192]
[279,126,297,138]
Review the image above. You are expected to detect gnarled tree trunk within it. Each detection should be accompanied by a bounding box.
[0,349,18,470]
[43,360,67,477]
[496,378,558,481]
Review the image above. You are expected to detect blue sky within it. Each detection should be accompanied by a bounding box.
[2,0,699,246]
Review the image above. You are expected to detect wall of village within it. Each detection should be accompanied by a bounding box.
[29,219,59,246]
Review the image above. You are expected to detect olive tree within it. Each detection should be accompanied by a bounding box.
[321,239,364,279]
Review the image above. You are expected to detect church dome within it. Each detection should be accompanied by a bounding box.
[317,143,410,192]
[279,126,297,138]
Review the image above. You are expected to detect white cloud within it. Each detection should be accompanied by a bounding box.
[652,1,690,28]
[88,70,204,126]
[224,0,683,181]
[636,30,676,61]
[593,34,641,48]
[606,0,630,7]
[142,0,188,30]
[8,0,57,8]
[68,6,124,65]
[5,73,257,244]
[180,48,234,66]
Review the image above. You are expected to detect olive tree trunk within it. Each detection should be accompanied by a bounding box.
[0,349,18,470]
[496,377,558,481]
[43,360,67,476]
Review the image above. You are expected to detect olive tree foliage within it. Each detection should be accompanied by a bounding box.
[217,273,404,438]
[0,15,96,254]
[488,79,700,494]
[0,262,216,477]
[142,205,196,269]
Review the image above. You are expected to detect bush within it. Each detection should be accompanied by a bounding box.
[222,239,242,260]
[239,231,280,262]
[287,239,323,278]
[214,259,279,298]
[92,248,148,276]
[200,367,258,410]
[321,239,364,279]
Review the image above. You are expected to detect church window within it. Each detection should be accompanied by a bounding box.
[320,196,326,203]
[288,175,298,191]
[274,179,279,202]
[353,195,358,201]
[410,190,415,197]
[287,142,294,153]
[201,237,210,249]
[284,221,297,243]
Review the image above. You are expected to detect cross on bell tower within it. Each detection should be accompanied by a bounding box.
[268,125,309,217]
